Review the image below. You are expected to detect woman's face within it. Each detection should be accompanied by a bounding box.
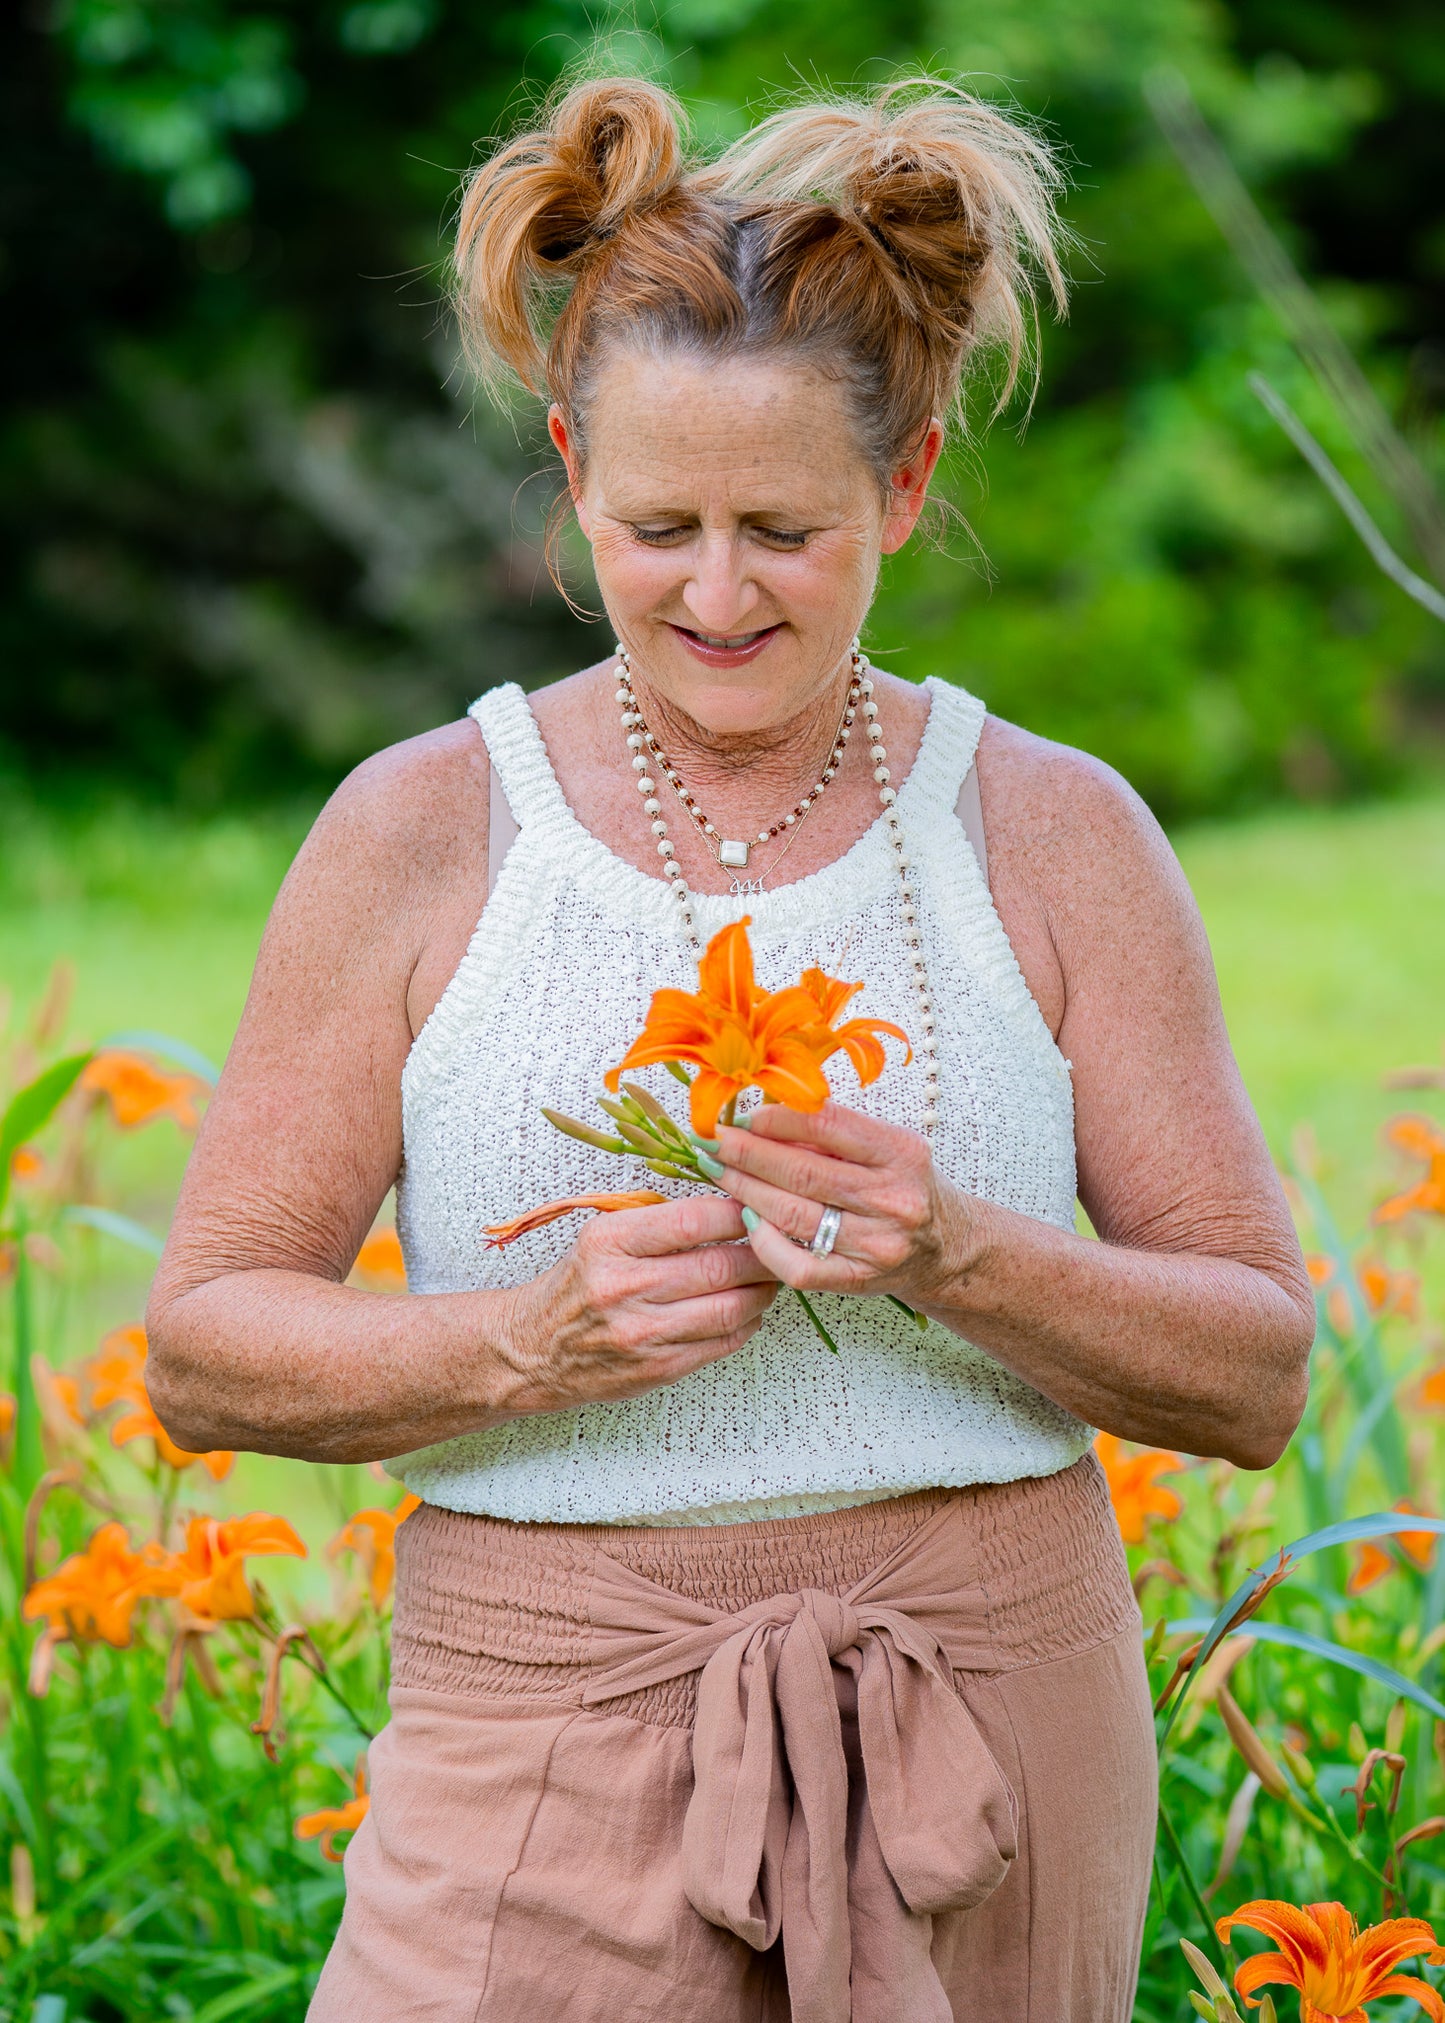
[549,350,940,735]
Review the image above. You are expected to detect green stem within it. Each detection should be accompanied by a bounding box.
[793,1288,840,1354]
[1156,1791,1220,1957]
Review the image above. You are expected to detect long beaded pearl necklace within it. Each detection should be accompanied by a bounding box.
[617,652,860,889]
[614,641,940,1136]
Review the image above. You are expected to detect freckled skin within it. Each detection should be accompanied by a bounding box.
[145,351,1313,1472]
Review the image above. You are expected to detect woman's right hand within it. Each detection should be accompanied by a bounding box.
[499,1195,778,1413]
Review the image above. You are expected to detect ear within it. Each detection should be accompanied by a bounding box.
[547,404,592,537]
[879,419,945,555]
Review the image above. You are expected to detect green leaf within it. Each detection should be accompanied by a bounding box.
[0,1052,94,1219]
[100,1029,220,1085]
[61,1205,166,1256]
[1158,1514,1445,1747]
[1166,1617,1445,1722]
[188,1967,302,2023]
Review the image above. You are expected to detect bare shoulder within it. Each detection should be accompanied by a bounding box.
[253,718,491,1010]
[283,717,486,913]
[977,714,1194,943]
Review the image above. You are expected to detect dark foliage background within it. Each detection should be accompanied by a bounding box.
[2,0,1442,815]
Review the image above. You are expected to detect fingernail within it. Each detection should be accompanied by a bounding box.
[696,1152,725,1181]
[688,1134,721,1154]
[731,1114,752,1131]
[742,1207,761,1233]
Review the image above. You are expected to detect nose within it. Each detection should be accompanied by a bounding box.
[681,532,763,637]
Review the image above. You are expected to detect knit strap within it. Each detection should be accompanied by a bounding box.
[909,678,986,810]
[469,683,570,836]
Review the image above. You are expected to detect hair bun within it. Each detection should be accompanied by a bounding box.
[705,82,1067,398]
[532,78,685,262]
[455,78,687,393]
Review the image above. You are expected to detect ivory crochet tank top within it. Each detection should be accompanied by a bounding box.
[390,677,1092,1524]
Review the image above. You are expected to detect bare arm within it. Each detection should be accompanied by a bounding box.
[712,732,1314,1469]
[145,725,774,1463]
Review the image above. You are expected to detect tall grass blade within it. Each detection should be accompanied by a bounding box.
[99,1032,221,1086]
[60,1206,166,1257]
[1167,1618,1445,1723]
[0,1055,94,1220]
[1249,375,1445,624]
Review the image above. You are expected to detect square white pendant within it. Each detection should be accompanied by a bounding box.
[718,839,751,870]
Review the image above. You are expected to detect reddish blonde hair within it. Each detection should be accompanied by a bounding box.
[454,76,1068,485]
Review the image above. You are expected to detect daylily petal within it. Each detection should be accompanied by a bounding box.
[1233,1951,1299,2001]
[1366,1973,1445,2021]
[697,918,757,1019]
[484,1192,668,1246]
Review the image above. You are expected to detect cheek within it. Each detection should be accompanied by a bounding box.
[589,527,675,606]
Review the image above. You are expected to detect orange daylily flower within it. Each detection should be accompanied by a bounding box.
[353,1226,406,1290]
[23,1523,167,1648]
[1358,1261,1419,1319]
[1305,1254,1335,1287]
[296,1758,369,1861]
[1422,1366,1445,1412]
[1374,1117,1445,1224]
[0,1395,14,1441]
[796,965,912,1086]
[80,1052,208,1131]
[1216,1899,1445,2020]
[607,920,906,1139]
[9,1145,45,1186]
[484,1190,668,1248]
[608,919,832,1137]
[1094,1432,1184,1544]
[1347,1503,1437,1594]
[23,1522,177,1691]
[161,1513,307,1623]
[87,1325,233,1478]
[329,1495,421,1606]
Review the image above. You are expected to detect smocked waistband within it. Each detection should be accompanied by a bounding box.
[390,1453,1136,1726]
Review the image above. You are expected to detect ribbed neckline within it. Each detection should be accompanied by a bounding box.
[471,674,984,940]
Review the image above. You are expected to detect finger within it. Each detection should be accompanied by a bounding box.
[743,1214,865,1294]
[723,1100,907,1167]
[634,1239,779,1305]
[726,1171,867,1254]
[596,1193,747,1257]
[713,1129,881,1217]
[634,1281,777,1345]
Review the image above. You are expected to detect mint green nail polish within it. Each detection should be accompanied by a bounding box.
[688,1134,721,1154]
[742,1206,761,1233]
[731,1114,752,1131]
[697,1152,725,1181]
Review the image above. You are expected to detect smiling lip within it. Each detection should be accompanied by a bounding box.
[667,622,782,667]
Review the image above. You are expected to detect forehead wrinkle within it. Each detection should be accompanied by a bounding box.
[584,348,870,521]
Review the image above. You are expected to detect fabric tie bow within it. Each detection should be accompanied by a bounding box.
[582,1500,1018,2022]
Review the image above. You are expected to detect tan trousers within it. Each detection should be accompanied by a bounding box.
[309,1454,1156,2021]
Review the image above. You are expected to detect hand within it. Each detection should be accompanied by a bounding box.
[711,1101,978,1308]
[502,1194,778,1413]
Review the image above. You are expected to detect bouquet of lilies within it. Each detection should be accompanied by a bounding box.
[484,919,917,1350]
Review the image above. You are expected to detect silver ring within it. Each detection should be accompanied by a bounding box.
[809,1204,843,1258]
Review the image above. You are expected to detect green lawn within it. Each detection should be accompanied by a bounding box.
[3,788,1442,1230]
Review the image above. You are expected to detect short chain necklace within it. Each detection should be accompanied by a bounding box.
[613,641,940,1136]
[615,648,859,896]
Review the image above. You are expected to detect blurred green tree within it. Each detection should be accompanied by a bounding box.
[0,0,1440,811]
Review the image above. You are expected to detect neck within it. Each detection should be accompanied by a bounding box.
[630,665,853,805]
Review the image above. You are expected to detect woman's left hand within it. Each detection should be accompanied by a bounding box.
[710,1101,979,1308]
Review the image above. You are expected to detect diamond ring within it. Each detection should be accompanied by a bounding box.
[809,1204,843,1258]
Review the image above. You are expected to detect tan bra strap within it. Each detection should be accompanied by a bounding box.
[954,763,989,893]
[487,758,520,904]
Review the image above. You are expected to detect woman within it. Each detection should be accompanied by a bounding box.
[147,76,1314,2022]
